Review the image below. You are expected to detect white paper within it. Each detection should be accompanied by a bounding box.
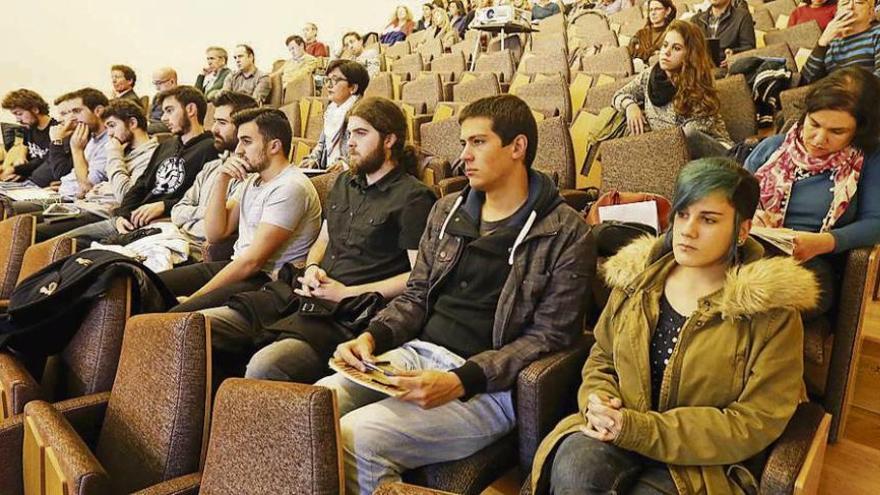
[598,200,660,233]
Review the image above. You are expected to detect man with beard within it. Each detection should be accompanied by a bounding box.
[1,89,58,184]
[34,99,159,240]
[171,91,258,253]
[194,96,435,384]
[47,86,217,243]
[160,107,322,313]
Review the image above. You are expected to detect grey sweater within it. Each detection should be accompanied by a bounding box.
[170,156,240,243]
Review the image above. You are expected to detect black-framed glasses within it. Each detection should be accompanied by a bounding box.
[326,76,349,86]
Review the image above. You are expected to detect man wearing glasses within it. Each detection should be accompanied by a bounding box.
[301,60,370,171]
[802,0,880,84]
[148,67,177,134]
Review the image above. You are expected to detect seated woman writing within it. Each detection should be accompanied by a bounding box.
[613,20,732,158]
[745,66,880,318]
[530,158,818,494]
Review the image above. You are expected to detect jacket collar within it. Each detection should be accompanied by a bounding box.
[602,236,819,319]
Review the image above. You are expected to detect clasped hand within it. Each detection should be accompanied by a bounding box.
[295,265,352,302]
[581,393,624,442]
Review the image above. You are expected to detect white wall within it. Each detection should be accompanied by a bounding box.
[0,0,425,119]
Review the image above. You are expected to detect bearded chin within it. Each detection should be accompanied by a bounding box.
[351,146,385,175]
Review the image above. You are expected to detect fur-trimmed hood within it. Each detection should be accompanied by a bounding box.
[601,236,820,319]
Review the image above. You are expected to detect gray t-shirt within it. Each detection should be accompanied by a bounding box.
[232,165,322,275]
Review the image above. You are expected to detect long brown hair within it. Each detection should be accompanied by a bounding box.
[665,20,720,119]
[643,0,677,29]
[348,97,420,176]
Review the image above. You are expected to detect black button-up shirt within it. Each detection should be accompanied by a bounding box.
[320,167,435,286]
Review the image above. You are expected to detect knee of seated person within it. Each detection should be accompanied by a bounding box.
[339,413,388,458]
[551,433,635,493]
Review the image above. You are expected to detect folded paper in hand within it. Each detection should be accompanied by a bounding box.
[749,227,796,255]
[329,358,405,397]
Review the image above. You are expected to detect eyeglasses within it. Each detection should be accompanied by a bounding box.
[153,78,171,87]
[326,76,349,86]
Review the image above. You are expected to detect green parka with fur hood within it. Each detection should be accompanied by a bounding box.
[531,236,819,494]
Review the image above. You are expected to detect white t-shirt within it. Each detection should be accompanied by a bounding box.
[232,165,322,275]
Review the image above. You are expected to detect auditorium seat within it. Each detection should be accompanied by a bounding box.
[0,276,130,420]
[608,5,644,28]
[582,75,635,114]
[452,73,501,103]
[580,47,634,80]
[473,50,517,84]
[392,53,425,81]
[779,83,811,126]
[132,379,342,495]
[385,39,412,60]
[598,127,691,200]
[512,74,573,122]
[16,236,75,283]
[268,72,283,108]
[0,215,35,309]
[728,43,797,74]
[716,74,758,142]
[753,8,776,32]
[278,102,303,139]
[428,51,467,83]
[764,20,821,51]
[518,47,571,83]
[529,31,569,55]
[758,0,798,24]
[0,312,210,494]
[401,73,444,113]
[365,72,396,100]
[282,75,315,106]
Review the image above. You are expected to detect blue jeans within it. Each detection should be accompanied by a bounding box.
[551,433,677,494]
[314,339,516,495]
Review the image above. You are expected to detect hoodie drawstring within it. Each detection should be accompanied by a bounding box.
[508,210,537,265]
[438,195,463,240]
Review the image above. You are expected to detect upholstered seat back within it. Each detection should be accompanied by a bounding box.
[535,117,576,189]
[199,379,342,495]
[0,215,35,300]
[95,313,211,493]
[598,127,691,200]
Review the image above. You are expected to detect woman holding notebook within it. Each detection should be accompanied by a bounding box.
[744,66,880,317]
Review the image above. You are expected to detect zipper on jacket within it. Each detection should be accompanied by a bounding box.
[424,236,464,325]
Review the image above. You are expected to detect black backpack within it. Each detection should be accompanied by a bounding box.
[0,249,176,356]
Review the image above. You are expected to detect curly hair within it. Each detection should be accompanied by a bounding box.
[666,20,720,119]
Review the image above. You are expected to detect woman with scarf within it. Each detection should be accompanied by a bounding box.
[628,0,677,64]
[301,60,369,171]
[612,20,732,158]
[744,66,880,317]
[531,158,817,494]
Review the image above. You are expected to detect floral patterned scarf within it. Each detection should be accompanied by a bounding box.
[753,122,863,232]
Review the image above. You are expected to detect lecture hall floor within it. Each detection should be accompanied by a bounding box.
[483,304,880,494]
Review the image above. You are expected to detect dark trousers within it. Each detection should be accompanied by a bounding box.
[35,212,104,241]
[550,433,677,495]
[159,260,271,312]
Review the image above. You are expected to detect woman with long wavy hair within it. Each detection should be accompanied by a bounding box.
[612,20,732,158]
[629,0,677,63]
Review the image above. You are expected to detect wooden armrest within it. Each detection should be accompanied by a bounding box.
[759,402,828,495]
[53,392,111,449]
[131,472,202,495]
[0,352,43,419]
[23,399,110,494]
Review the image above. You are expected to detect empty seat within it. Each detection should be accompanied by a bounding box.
[580,47,634,79]
[391,52,425,81]
[753,8,776,32]
[278,102,303,139]
[365,72,396,100]
[474,50,516,83]
[598,127,691,199]
[6,312,211,494]
[453,73,501,103]
[385,40,412,60]
[609,5,644,27]
[535,116,577,189]
[759,0,798,23]
[764,20,822,51]
[402,73,444,113]
[429,51,467,82]
[136,379,342,495]
[569,25,620,50]
[571,11,610,31]
[420,117,462,166]
[518,47,571,82]
[530,31,569,54]
[512,74,573,122]
[780,83,812,125]
[420,36,445,64]
[268,72,283,108]
[716,74,758,142]
[282,75,315,105]
[583,75,636,114]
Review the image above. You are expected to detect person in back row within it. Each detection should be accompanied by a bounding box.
[110,64,140,103]
[302,60,370,171]
[223,44,272,105]
[339,32,381,78]
[148,67,177,133]
[161,108,322,312]
[613,20,732,158]
[196,46,232,101]
[800,0,880,84]
[0,89,57,184]
[692,0,756,68]
[320,94,592,494]
[303,22,330,58]
[46,86,218,242]
[171,91,259,253]
[278,35,321,87]
[198,96,436,384]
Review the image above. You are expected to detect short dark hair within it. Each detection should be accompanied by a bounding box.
[157,85,208,125]
[2,89,50,114]
[348,97,419,176]
[111,64,137,86]
[342,31,362,44]
[213,91,259,116]
[325,59,370,96]
[804,66,880,153]
[667,157,760,263]
[206,46,228,62]
[233,108,293,157]
[54,88,110,111]
[285,34,305,47]
[237,44,255,57]
[459,94,538,168]
[101,99,147,130]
